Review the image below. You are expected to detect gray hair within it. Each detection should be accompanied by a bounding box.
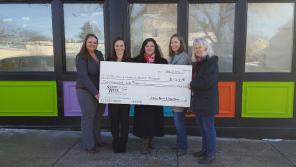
[192,38,214,61]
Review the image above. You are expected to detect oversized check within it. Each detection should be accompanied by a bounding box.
[99,61,192,107]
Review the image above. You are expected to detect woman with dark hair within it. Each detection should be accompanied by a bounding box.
[107,37,131,153]
[132,38,168,154]
[168,34,190,156]
[75,33,105,153]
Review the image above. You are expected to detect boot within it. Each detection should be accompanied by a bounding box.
[112,139,120,153]
[119,139,127,153]
[141,138,150,154]
[148,137,153,149]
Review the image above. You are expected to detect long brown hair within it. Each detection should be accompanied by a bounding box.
[110,37,128,61]
[139,38,162,59]
[168,34,186,57]
[78,33,98,59]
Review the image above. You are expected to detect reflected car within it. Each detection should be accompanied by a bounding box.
[0,55,54,71]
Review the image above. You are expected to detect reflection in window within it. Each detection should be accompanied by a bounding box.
[64,4,105,71]
[130,4,177,60]
[0,4,53,71]
[246,3,294,72]
[189,3,235,72]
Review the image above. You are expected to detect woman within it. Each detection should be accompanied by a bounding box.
[76,33,105,153]
[107,37,130,153]
[168,34,190,156]
[190,37,218,164]
[133,38,168,154]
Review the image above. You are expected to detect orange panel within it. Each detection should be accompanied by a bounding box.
[216,82,236,118]
[185,81,236,118]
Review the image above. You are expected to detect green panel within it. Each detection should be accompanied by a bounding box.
[0,81,58,116]
[242,82,294,118]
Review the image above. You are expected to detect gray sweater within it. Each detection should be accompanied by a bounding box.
[170,51,190,65]
[76,50,104,96]
[170,51,190,111]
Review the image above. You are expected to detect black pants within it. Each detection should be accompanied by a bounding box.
[108,104,130,152]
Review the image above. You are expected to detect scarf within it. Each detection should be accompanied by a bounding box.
[144,53,155,63]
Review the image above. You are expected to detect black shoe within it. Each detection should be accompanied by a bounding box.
[192,150,206,157]
[97,141,108,147]
[171,146,178,150]
[198,156,215,164]
[85,148,98,154]
[112,140,120,153]
[176,149,187,156]
[119,141,127,153]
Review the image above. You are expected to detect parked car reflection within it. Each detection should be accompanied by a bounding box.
[0,56,54,71]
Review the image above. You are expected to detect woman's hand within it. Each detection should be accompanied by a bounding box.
[95,93,100,102]
[187,83,191,90]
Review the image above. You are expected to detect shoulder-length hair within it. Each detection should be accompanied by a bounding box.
[110,37,128,61]
[139,38,162,59]
[169,34,186,57]
[192,37,214,59]
[78,33,98,59]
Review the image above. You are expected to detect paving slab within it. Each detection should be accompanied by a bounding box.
[1,129,295,167]
[54,135,178,167]
[268,140,296,166]
[178,137,294,167]
[0,128,80,167]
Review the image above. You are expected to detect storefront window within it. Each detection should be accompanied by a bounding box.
[0,4,53,71]
[245,3,294,72]
[130,4,177,60]
[64,3,105,71]
[189,3,235,72]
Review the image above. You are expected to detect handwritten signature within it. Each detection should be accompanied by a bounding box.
[149,96,182,102]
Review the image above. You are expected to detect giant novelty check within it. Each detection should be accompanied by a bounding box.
[99,62,192,107]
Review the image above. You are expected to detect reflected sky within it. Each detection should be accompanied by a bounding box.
[247,3,294,39]
[0,4,52,38]
[64,4,104,41]
[0,4,105,41]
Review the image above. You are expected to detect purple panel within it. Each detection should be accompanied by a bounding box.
[63,81,108,116]
[63,81,80,116]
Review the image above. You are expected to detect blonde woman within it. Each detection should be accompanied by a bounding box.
[190,38,218,164]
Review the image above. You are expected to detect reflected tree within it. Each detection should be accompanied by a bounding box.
[130,4,177,58]
[78,21,103,42]
[189,4,235,72]
[189,4,234,53]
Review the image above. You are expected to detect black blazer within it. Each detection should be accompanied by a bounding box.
[190,55,219,116]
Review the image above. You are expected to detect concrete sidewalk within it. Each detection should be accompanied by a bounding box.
[0,128,295,167]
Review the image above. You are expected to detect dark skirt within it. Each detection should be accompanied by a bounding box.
[133,105,164,138]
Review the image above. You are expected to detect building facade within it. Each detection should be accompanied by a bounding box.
[0,0,296,139]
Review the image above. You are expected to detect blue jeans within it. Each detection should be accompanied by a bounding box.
[196,114,216,157]
[173,111,188,151]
